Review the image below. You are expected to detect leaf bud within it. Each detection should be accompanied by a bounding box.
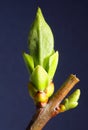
[34,91,48,104]
[62,89,81,111]
[30,65,50,91]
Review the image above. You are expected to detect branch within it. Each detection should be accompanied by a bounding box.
[26,74,80,130]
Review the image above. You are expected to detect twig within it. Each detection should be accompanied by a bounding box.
[26,74,80,130]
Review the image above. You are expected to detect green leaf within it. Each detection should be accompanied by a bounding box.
[28,7,54,66]
[30,65,50,91]
[22,52,34,73]
[44,82,54,98]
[43,50,54,71]
[63,89,81,111]
[45,51,59,80]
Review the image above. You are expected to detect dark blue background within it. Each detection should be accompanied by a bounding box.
[0,0,88,130]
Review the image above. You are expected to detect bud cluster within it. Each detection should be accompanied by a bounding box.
[23,8,59,107]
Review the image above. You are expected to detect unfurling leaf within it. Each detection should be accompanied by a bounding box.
[28,82,37,98]
[47,51,59,80]
[23,7,60,107]
[44,82,54,97]
[30,65,50,91]
[23,52,34,73]
[28,7,54,66]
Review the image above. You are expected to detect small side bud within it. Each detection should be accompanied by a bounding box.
[62,89,81,111]
[34,91,48,103]
[59,104,66,112]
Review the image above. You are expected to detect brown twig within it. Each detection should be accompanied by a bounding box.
[26,74,80,130]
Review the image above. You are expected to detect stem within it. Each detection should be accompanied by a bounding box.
[26,74,79,130]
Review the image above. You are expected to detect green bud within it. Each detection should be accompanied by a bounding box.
[28,7,54,66]
[28,82,37,98]
[63,89,81,111]
[23,52,34,73]
[30,65,50,91]
[44,82,54,97]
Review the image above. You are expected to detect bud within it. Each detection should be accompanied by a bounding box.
[59,104,66,112]
[63,89,81,111]
[34,91,48,103]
